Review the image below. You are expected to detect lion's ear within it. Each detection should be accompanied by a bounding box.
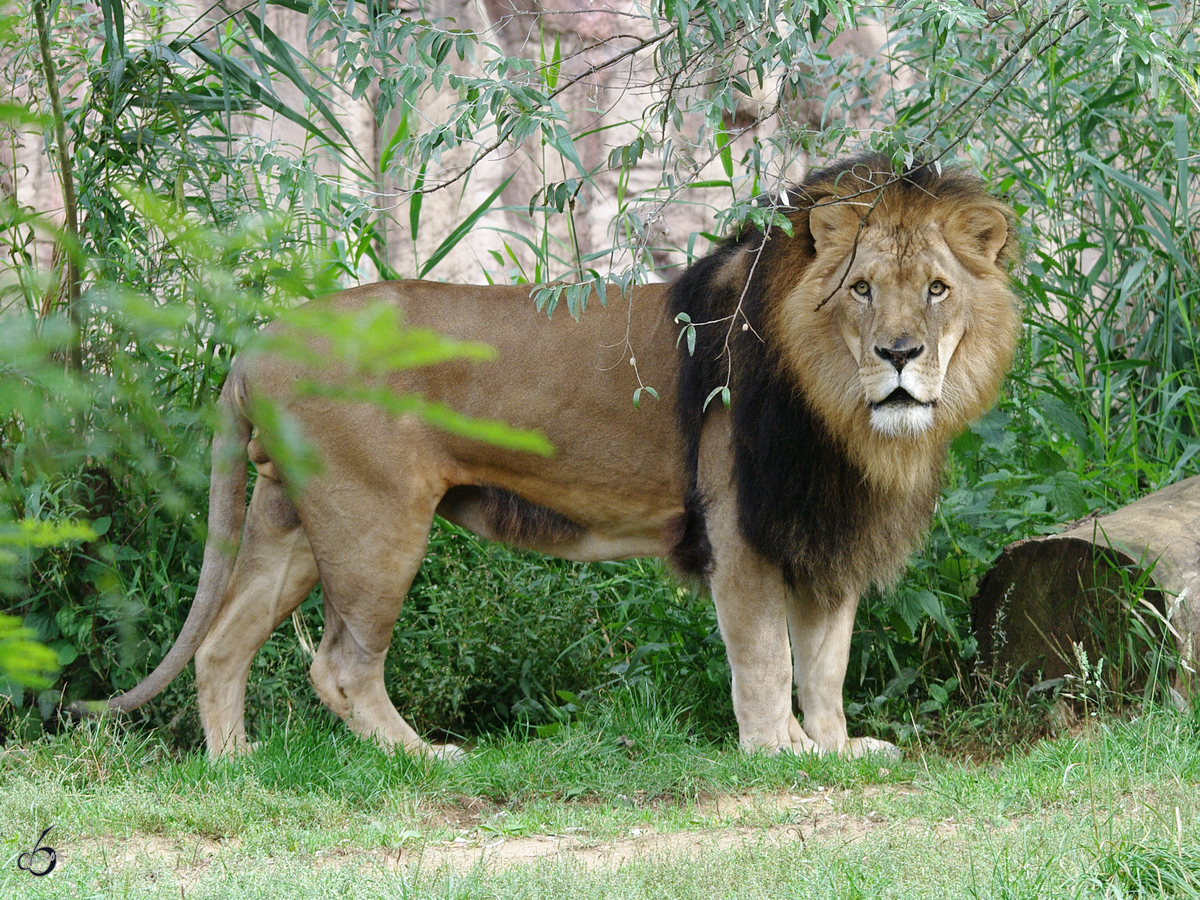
[946,204,1010,264]
[808,200,865,256]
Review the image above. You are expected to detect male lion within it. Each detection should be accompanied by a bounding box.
[95,154,1020,759]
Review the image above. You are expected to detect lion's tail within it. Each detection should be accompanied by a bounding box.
[70,372,252,718]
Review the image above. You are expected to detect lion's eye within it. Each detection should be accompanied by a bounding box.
[928,280,947,299]
[850,280,871,300]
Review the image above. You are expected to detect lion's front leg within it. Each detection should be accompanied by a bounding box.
[710,569,809,754]
[698,415,816,755]
[705,500,814,754]
[785,586,855,753]
[787,587,899,759]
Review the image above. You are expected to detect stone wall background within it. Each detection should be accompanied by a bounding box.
[2,1,889,288]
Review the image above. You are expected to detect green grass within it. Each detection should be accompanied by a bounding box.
[4,692,1200,898]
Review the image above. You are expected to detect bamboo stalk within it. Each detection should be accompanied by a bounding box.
[33,0,83,374]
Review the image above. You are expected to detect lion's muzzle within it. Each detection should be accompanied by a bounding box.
[870,386,932,409]
[874,337,924,372]
[867,372,938,437]
[863,334,939,437]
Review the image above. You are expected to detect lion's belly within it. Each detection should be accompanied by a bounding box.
[435,483,671,561]
[432,442,685,561]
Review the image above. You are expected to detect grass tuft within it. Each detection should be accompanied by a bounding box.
[1084,839,1200,898]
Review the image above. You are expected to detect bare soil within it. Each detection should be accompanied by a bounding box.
[67,787,948,884]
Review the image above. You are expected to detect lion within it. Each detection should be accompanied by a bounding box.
[88,154,1020,760]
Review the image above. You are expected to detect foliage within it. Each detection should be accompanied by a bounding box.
[1083,839,1200,898]
[0,0,1196,748]
[385,523,695,738]
[0,513,94,695]
[0,612,57,689]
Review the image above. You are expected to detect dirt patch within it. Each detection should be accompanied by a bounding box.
[421,794,499,830]
[63,788,931,878]
[382,789,910,873]
[65,834,241,889]
[383,816,850,872]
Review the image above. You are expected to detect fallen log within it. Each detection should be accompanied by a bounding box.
[971,475,1200,700]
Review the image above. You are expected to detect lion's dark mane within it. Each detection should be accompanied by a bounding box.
[668,155,946,600]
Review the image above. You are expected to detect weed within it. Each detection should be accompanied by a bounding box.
[1082,838,1200,898]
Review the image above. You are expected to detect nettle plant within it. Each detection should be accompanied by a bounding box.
[0,0,1196,739]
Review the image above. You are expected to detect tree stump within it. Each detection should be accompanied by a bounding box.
[971,475,1200,699]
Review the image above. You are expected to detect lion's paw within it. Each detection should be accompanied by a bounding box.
[431,742,467,763]
[848,736,901,761]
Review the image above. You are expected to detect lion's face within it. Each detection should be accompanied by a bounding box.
[827,224,982,438]
[768,179,1019,491]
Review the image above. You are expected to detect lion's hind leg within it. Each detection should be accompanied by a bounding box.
[195,474,319,757]
[304,488,461,761]
[309,601,462,761]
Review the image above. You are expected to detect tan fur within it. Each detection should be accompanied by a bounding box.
[100,161,1019,761]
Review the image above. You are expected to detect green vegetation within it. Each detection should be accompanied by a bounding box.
[3,699,1200,897]
[5,0,1198,879]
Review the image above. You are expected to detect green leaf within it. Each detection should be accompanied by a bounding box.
[415,400,555,456]
[379,108,410,174]
[2,519,97,548]
[0,614,59,689]
[718,123,734,180]
[271,302,496,373]
[545,124,587,179]
[99,0,127,62]
[296,382,553,456]
[418,174,514,279]
[703,385,730,411]
[632,385,659,408]
[543,32,561,91]
[409,163,427,240]
[0,100,47,129]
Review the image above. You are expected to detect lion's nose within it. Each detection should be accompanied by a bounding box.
[875,338,924,371]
